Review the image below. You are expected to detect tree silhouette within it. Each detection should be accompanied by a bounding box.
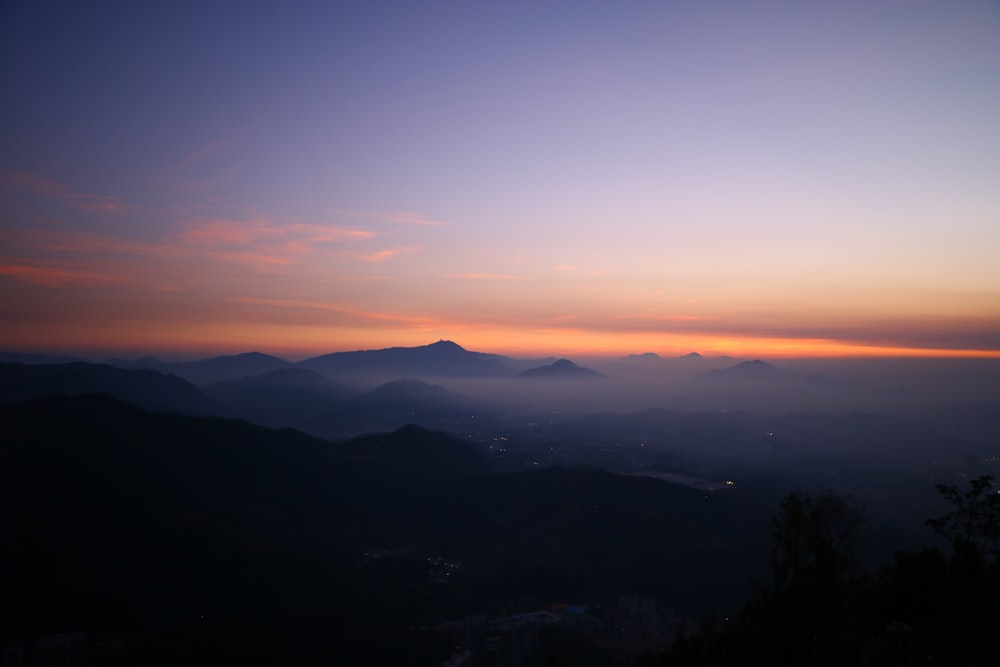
[925,474,1000,558]
[770,490,866,591]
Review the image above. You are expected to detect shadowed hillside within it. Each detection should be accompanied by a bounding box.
[1,394,777,664]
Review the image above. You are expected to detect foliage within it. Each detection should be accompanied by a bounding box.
[647,483,1000,666]
[925,474,1000,557]
[770,490,866,591]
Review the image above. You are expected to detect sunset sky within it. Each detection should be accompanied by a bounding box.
[2,1,999,359]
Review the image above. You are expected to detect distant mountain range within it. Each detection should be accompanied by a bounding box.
[299,339,514,379]
[4,341,746,387]
[623,352,704,362]
[102,351,294,385]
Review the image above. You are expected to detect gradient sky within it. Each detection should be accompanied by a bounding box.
[2,1,999,359]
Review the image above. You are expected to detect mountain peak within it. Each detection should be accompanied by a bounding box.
[425,339,465,352]
[706,359,784,380]
[518,358,603,379]
[625,352,662,361]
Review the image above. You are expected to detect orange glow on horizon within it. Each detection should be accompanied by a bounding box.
[2,318,998,361]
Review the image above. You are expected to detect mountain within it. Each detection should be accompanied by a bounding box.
[0,393,774,664]
[203,368,358,428]
[0,351,84,364]
[0,394,452,665]
[518,358,604,379]
[706,359,785,380]
[298,340,514,379]
[676,352,703,360]
[0,361,221,415]
[299,377,493,439]
[360,377,474,411]
[624,352,663,361]
[332,424,496,478]
[160,351,293,385]
[103,355,168,369]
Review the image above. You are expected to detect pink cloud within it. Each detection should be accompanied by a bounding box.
[174,137,233,171]
[337,209,452,227]
[444,273,526,280]
[182,217,375,253]
[1,228,181,259]
[356,245,420,263]
[229,297,448,327]
[0,169,129,212]
[382,210,451,226]
[215,251,298,268]
[0,261,126,288]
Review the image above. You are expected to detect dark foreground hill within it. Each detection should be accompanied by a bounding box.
[1,395,773,665]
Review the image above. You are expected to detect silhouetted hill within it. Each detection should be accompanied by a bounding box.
[0,393,778,664]
[0,351,84,364]
[0,394,452,664]
[298,339,514,378]
[676,352,703,360]
[624,352,663,361]
[344,465,769,608]
[162,351,293,385]
[204,368,358,427]
[518,358,604,379]
[332,424,496,478]
[299,377,494,439]
[705,359,785,380]
[0,361,222,415]
[103,355,168,369]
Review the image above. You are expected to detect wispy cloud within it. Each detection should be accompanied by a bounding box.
[356,245,420,263]
[0,259,126,287]
[229,296,448,327]
[382,210,451,226]
[0,169,129,212]
[444,273,527,281]
[1,228,180,260]
[174,137,233,171]
[338,209,452,227]
[181,217,374,248]
[180,216,378,269]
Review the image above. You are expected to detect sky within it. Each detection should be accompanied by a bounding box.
[1,0,999,359]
